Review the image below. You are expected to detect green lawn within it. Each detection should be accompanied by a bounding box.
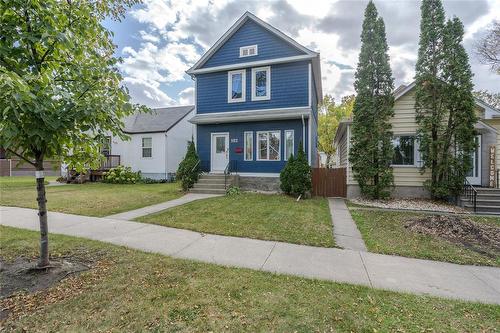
[137,193,334,247]
[0,176,182,217]
[350,208,500,266]
[1,226,498,332]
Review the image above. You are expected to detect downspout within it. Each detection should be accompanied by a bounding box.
[164,132,168,181]
[301,115,306,152]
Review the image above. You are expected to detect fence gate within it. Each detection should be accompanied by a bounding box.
[312,167,347,197]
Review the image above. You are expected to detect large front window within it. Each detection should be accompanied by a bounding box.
[257,131,280,161]
[392,136,415,166]
[227,69,246,103]
[251,66,270,101]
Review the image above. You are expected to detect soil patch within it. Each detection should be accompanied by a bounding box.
[0,257,89,321]
[405,215,500,258]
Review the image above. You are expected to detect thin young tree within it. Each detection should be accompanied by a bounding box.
[349,1,395,199]
[414,0,477,199]
[0,0,146,267]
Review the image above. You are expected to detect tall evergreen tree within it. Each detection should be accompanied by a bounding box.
[415,0,477,199]
[350,1,395,199]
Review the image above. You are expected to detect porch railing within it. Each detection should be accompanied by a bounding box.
[100,155,120,170]
[224,160,238,190]
[463,178,477,212]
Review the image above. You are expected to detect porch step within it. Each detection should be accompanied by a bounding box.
[461,198,500,206]
[189,188,227,195]
[192,183,226,190]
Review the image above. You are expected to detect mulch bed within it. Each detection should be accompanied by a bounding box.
[0,250,112,326]
[405,215,500,258]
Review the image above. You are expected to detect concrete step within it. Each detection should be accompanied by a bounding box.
[463,203,500,214]
[461,198,500,206]
[196,178,227,185]
[189,188,226,195]
[475,188,500,194]
[192,183,226,190]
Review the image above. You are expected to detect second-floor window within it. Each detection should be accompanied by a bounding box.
[252,66,271,101]
[227,69,246,103]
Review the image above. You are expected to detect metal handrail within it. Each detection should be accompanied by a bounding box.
[463,178,477,212]
[191,159,200,173]
[497,169,500,189]
[224,161,231,190]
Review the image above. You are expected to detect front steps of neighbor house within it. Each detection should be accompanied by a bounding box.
[190,174,239,194]
[461,188,500,215]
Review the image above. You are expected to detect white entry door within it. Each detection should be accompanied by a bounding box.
[211,133,229,173]
[466,135,481,185]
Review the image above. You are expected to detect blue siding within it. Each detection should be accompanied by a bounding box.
[197,61,309,113]
[310,70,319,167]
[197,119,309,173]
[202,19,305,68]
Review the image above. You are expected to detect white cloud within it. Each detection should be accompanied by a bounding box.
[121,0,500,104]
[178,87,195,105]
[123,77,176,107]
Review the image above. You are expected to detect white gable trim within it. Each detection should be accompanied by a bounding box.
[188,54,315,75]
[187,11,317,74]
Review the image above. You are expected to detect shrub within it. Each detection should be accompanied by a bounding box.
[280,142,311,197]
[226,186,241,196]
[103,165,141,184]
[177,140,201,191]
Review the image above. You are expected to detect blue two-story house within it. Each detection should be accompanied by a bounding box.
[187,12,322,191]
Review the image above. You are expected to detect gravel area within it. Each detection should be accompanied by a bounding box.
[349,198,469,214]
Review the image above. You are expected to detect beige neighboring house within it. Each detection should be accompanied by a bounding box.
[334,82,500,199]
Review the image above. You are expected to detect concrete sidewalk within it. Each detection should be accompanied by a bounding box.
[105,193,221,220]
[1,206,499,305]
[329,198,367,251]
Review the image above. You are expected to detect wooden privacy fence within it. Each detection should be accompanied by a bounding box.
[0,159,61,177]
[312,167,347,197]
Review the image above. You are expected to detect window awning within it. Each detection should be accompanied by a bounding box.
[189,107,311,124]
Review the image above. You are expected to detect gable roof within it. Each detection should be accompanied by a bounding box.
[188,11,317,73]
[186,11,323,101]
[123,105,194,134]
[394,81,500,118]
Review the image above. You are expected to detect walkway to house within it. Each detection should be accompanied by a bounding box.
[105,193,221,220]
[328,198,367,251]
[1,205,499,305]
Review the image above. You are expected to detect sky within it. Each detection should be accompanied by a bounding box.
[104,0,500,108]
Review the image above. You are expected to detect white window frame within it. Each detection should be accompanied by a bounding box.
[227,69,246,103]
[141,137,152,158]
[244,131,253,161]
[239,45,258,58]
[256,130,281,161]
[251,66,271,101]
[284,130,294,161]
[391,134,419,167]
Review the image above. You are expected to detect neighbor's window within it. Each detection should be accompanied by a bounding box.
[142,137,152,158]
[284,130,294,160]
[227,69,246,103]
[239,45,258,57]
[257,130,280,161]
[244,131,253,161]
[392,136,415,165]
[251,66,270,101]
[101,136,111,156]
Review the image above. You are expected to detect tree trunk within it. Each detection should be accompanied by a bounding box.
[35,155,50,268]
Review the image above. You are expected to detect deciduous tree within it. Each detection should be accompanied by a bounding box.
[0,0,146,267]
[349,1,395,199]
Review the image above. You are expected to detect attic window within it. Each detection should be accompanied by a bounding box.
[240,45,258,58]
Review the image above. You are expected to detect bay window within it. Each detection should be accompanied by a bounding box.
[244,131,253,161]
[257,130,280,161]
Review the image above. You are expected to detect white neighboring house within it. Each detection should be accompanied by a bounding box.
[109,105,195,180]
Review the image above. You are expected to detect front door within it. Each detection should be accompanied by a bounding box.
[211,133,229,173]
[466,135,481,185]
